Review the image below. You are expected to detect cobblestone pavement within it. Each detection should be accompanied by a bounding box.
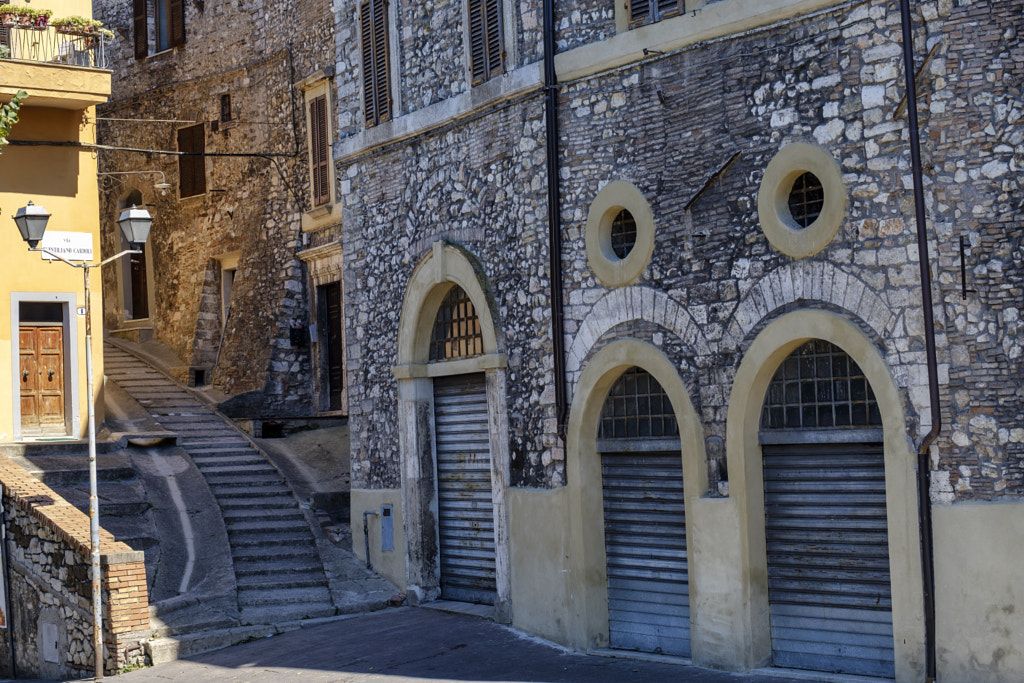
[93,607,822,683]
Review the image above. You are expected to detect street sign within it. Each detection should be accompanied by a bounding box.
[39,231,94,261]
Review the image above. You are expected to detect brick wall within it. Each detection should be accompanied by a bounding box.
[0,456,149,678]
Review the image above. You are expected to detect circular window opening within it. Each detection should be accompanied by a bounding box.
[787,172,825,229]
[610,209,637,260]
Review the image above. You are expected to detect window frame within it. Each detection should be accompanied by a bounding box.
[134,0,184,59]
[628,0,684,28]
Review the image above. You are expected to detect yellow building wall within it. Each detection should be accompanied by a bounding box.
[1,98,107,440]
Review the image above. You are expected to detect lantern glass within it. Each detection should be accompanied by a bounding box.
[117,205,153,249]
[13,201,51,248]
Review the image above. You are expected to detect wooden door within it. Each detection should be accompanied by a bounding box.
[19,326,66,434]
[324,282,344,411]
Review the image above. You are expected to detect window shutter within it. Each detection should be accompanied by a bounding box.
[372,0,391,123]
[177,126,194,198]
[656,0,683,20]
[133,0,147,59]
[169,0,185,47]
[177,124,205,198]
[628,0,651,26]
[361,0,391,127]
[310,95,330,207]
[485,0,503,78]
[468,0,484,84]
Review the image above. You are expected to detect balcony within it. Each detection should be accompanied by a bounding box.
[0,24,111,109]
[1,23,107,68]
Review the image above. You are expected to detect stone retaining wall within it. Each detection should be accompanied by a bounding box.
[0,456,149,679]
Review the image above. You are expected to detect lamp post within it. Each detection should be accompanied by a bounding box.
[12,202,152,680]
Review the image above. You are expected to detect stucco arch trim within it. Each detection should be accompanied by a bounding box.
[564,339,707,651]
[394,241,504,372]
[725,309,925,680]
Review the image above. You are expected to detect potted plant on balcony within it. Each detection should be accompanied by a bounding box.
[14,5,36,27]
[53,15,88,35]
[32,8,52,28]
[0,4,18,27]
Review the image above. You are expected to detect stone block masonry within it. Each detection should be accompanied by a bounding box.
[0,456,149,678]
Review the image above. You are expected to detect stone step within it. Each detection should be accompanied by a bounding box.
[224,519,314,533]
[236,573,327,591]
[233,557,324,577]
[212,485,293,498]
[232,544,319,561]
[204,475,286,487]
[237,603,337,624]
[227,530,314,546]
[219,497,300,511]
[220,507,304,520]
[237,586,332,608]
[198,465,279,476]
[188,454,265,465]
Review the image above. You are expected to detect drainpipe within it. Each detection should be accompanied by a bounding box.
[543,0,568,438]
[362,510,378,570]
[898,1,939,680]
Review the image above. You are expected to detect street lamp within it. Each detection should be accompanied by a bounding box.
[12,201,152,680]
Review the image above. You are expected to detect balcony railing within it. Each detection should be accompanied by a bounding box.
[0,24,107,69]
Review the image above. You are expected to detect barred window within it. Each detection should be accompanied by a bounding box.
[599,367,678,439]
[429,285,484,362]
[761,340,882,430]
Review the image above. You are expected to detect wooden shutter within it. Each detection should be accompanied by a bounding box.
[169,0,185,47]
[360,0,391,127]
[468,0,503,85]
[133,0,147,59]
[309,94,330,207]
[177,124,205,198]
[628,0,650,26]
[656,0,683,20]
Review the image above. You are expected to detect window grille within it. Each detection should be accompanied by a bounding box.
[599,367,679,439]
[761,340,881,430]
[429,285,484,362]
[787,172,824,228]
[610,209,637,259]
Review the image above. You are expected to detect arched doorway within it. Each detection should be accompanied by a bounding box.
[429,284,496,604]
[759,339,893,678]
[598,366,690,657]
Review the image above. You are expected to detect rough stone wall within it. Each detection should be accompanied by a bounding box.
[556,0,1023,503]
[96,0,336,415]
[552,1,614,51]
[397,0,468,111]
[0,457,149,678]
[340,98,557,489]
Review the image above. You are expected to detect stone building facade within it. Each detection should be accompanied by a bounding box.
[93,0,345,417]
[341,0,1024,681]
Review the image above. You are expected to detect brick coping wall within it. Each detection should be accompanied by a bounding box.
[0,454,150,678]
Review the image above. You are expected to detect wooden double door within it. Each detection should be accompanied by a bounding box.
[19,324,67,435]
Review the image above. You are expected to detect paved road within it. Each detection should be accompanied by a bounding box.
[102,607,814,683]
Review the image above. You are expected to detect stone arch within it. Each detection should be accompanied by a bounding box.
[724,309,925,680]
[563,339,706,652]
[567,286,711,381]
[391,241,511,621]
[722,262,898,352]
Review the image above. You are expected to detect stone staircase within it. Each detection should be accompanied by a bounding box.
[102,345,337,624]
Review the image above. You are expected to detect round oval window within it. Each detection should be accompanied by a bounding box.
[610,209,637,259]
[787,172,824,229]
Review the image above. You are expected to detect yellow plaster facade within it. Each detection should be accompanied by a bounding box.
[1,1,111,442]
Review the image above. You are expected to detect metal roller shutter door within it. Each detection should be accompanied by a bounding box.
[434,374,496,605]
[602,449,690,657]
[762,442,895,678]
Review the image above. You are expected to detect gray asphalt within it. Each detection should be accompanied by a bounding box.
[89,607,814,683]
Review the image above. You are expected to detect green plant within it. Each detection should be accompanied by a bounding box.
[34,8,52,17]
[100,27,114,40]
[1,90,28,154]
[0,4,19,15]
[15,5,36,18]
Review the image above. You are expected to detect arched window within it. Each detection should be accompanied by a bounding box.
[599,366,679,439]
[429,285,484,362]
[761,340,881,430]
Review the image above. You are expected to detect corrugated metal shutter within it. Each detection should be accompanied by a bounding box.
[434,374,496,604]
[762,442,895,678]
[602,449,690,657]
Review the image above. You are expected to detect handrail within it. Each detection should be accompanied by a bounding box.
[0,23,107,69]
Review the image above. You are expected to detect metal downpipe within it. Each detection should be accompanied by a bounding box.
[543,0,568,439]
[897,0,940,679]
